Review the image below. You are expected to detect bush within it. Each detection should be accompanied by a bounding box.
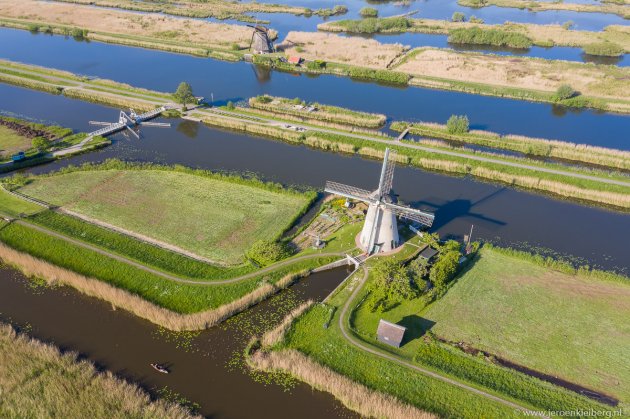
[554,84,577,101]
[27,24,40,33]
[246,240,292,266]
[31,137,50,151]
[446,115,469,134]
[230,43,240,51]
[306,60,326,70]
[333,5,348,14]
[255,95,272,104]
[469,15,484,24]
[366,259,419,312]
[452,12,466,22]
[226,101,235,110]
[348,67,410,85]
[71,28,87,39]
[359,7,378,17]
[582,42,623,57]
[448,27,533,48]
[562,21,574,30]
[429,250,460,291]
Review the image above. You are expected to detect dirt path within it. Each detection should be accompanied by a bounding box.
[14,220,347,285]
[336,266,537,415]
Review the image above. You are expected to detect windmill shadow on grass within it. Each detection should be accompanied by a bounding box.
[410,187,508,233]
[398,315,435,347]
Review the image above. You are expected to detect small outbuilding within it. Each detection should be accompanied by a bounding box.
[377,319,407,348]
[418,246,438,261]
[287,56,303,65]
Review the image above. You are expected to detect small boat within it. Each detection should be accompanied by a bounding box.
[150,363,169,374]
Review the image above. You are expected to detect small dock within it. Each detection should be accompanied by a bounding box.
[396,128,409,141]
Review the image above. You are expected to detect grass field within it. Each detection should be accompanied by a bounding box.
[0,323,197,418]
[423,249,630,403]
[0,188,43,218]
[0,125,31,158]
[18,169,311,264]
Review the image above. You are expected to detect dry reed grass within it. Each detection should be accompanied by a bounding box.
[472,167,630,208]
[260,300,315,347]
[0,323,199,418]
[250,349,436,419]
[279,32,407,69]
[395,48,630,100]
[0,243,308,331]
[0,0,252,48]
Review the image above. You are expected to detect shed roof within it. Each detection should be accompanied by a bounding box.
[419,247,439,260]
[377,319,406,348]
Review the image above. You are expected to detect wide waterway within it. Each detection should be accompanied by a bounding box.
[2,84,629,272]
[1,28,629,150]
[0,264,355,418]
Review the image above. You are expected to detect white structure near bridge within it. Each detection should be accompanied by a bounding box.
[325,148,435,254]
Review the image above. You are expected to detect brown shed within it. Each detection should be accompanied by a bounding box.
[377,319,406,348]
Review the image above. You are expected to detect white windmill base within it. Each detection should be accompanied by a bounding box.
[359,204,400,254]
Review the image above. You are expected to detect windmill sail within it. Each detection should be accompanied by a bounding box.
[324,181,372,202]
[384,202,435,227]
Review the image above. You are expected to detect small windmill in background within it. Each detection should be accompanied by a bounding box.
[248,24,274,54]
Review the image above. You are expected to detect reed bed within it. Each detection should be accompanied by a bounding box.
[0,324,198,418]
[472,167,630,208]
[396,121,630,170]
[0,72,63,95]
[249,349,435,419]
[62,88,155,112]
[260,300,315,348]
[249,96,387,128]
[0,243,309,331]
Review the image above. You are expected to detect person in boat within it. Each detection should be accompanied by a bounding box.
[150,363,169,374]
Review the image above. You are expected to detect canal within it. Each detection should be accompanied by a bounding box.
[1,28,629,149]
[2,83,629,272]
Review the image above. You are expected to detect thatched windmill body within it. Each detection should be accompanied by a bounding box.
[248,25,274,54]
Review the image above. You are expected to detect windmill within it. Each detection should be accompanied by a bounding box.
[325,148,435,254]
[248,24,274,54]
[89,108,171,139]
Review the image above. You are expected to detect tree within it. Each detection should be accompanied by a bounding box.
[554,84,577,101]
[446,114,469,134]
[31,137,49,151]
[173,82,196,108]
[452,12,466,22]
[246,240,292,266]
[367,259,418,312]
[429,250,460,291]
[359,7,378,17]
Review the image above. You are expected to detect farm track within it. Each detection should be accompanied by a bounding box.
[336,265,539,415]
[13,219,347,285]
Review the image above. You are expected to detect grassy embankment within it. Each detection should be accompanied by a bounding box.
[0,115,110,172]
[248,95,387,129]
[457,0,630,19]
[390,120,630,171]
[0,59,170,112]
[248,245,625,417]
[0,162,347,329]
[194,108,630,210]
[320,17,630,55]
[0,323,198,418]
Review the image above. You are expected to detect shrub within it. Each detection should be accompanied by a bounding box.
[71,28,87,39]
[448,27,533,48]
[246,240,292,266]
[226,101,235,110]
[582,42,623,57]
[562,21,574,30]
[469,15,484,24]
[366,259,419,312]
[452,12,466,22]
[333,5,348,14]
[27,24,40,33]
[348,67,410,85]
[306,60,326,70]
[230,43,240,51]
[429,250,460,291]
[446,115,469,134]
[295,46,304,53]
[554,84,577,101]
[467,0,488,6]
[255,95,272,104]
[31,137,50,151]
[359,7,378,18]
